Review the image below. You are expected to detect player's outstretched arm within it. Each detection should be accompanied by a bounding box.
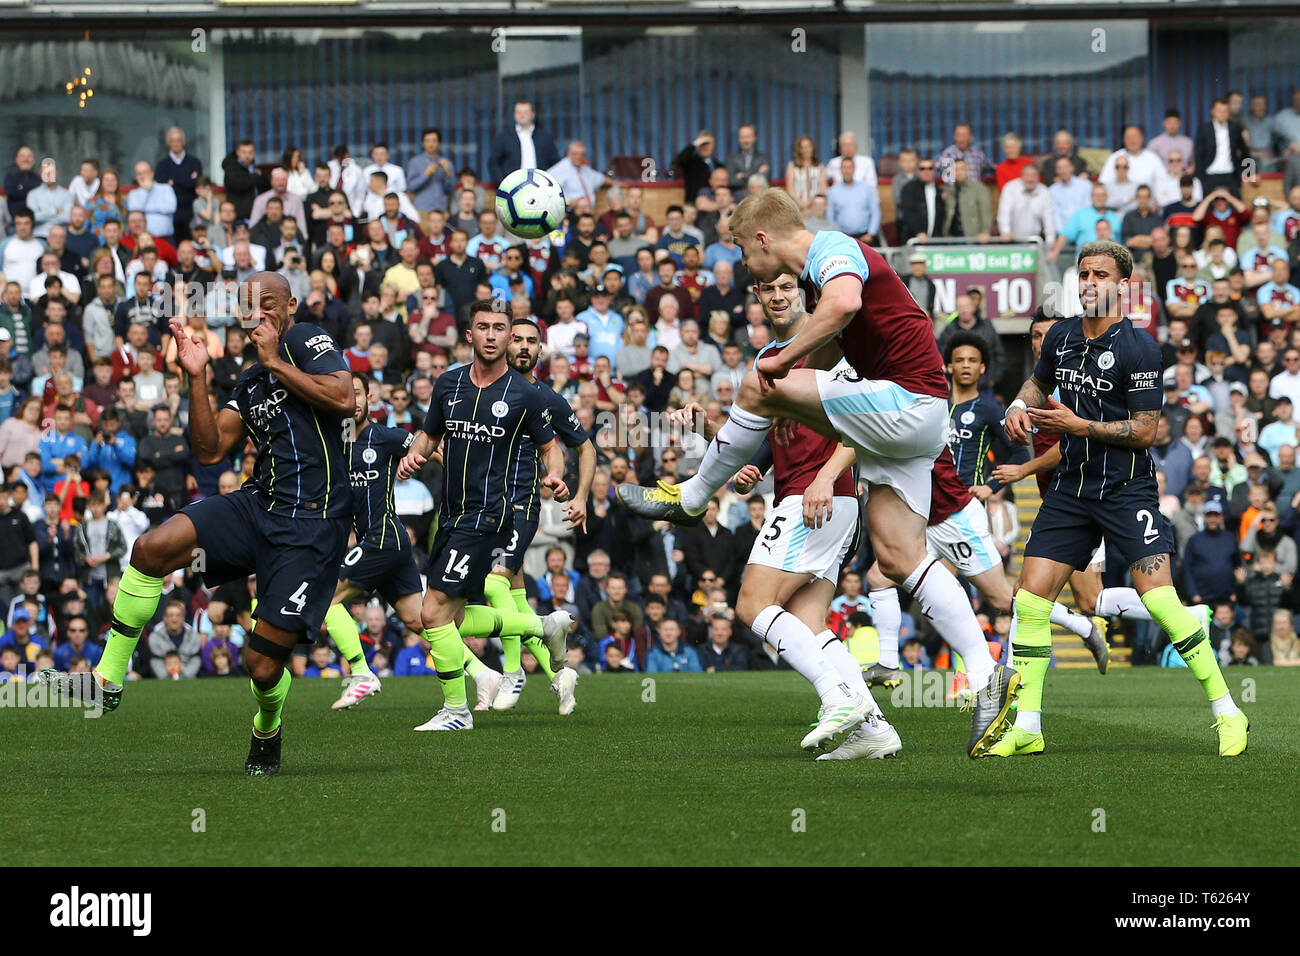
[1028,401,1159,450]
[171,316,247,465]
[1003,376,1051,445]
[992,441,1061,485]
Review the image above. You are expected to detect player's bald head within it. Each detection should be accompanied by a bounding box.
[246,270,292,305]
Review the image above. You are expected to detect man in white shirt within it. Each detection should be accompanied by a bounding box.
[997,164,1057,258]
[1269,347,1300,408]
[27,252,81,303]
[361,143,407,196]
[547,141,610,210]
[825,131,878,188]
[546,297,586,361]
[327,145,368,218]
[67,158,100,209]
[0,208,46,289]
[1099,126,1164,189]
[26,159,73,240]
[1047,156,1092,231]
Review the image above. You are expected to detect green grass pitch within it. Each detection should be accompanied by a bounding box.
[6,669,1294,866]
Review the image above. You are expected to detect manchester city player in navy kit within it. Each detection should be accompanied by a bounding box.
[42,272,355,775]
[1003,240,1249,758]
[318,372,421,711]
[397,300,574,732]
[944,331,1029,500]
[478,317,593,715]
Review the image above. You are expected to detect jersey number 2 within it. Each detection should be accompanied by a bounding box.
[1136,509,1160,545]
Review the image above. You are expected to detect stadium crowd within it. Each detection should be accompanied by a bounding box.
[3,87,1300,684]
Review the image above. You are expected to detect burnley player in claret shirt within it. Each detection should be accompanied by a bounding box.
[1004,240,1249,758]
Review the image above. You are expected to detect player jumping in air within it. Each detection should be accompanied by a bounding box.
[679,273,898,758]
[617,188,1019,757]
[862,330,1109,689]
[42,273,355,776]
[471,317,593,715]
[396,300,575,732]
[992,305,1181,665]
[1002,240,1249,757]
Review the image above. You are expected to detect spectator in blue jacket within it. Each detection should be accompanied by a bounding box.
[51,615,101,671]
[394,633,437,676]
[38,405,89,495]
[82,408,136,494]
[1150,412,1194,499]
[1182,500,1241,605]
[645,618,702,673]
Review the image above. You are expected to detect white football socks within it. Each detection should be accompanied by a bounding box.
[1050,601,1095,638]
[817,629,869,695]
[678,404,772,512]
[1095,587,1153,621]
[752,605,858,707]
[867,587,901,668]
[903,558,995,693]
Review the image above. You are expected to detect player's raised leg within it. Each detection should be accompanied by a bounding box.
[39,515,196,711]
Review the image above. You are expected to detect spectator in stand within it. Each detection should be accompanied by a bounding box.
[1268,609,1300,667]
[942,159,991,241]
[826,157,880,243]
[936,123,989,184]
[724,123,771,193]
[547,140,609,211]
[1060,182,1123,253]
[1183,499,1240,606]
[1,209,46,291]
[1038,129,1088,183]
[825,131,877,189]
[997,164,1056,253]
[1193,188,1251,250]
[249,167,308,236]
[4,146,40,220]
[1245,94,1277,173]
[784,135,825,215]
[655,206,701,268]
[1166,254,1210,320]
[1148,109,1196,168]
[1257,259,1300,323]
[1100,125,1163,189]
[220,139,269,221]
[937,294,1004,388]
[361,143,406,196]
[1195,98,1249,197]
[645,617,701,673]
[155,127,201,241]
[488,100,560,184]
[898,157,943,243]
[995,133,1035,191]
[148,599,201,679]
[698,613,748,672]
[27,158,72,240]
[1122,185,1164,253]
[802,194,837,234]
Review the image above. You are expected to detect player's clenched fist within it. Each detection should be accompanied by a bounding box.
[250,318,282,366]
[541,473,570,501]
[397,451,426,480]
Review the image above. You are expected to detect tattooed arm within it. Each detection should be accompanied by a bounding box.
[1027,404,1160,449]
[1003,376,1051,446]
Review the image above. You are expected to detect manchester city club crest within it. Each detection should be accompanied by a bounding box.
[362,447,378,464]
[961,411,976,425]
[492,400,510,418]
[1097,351,1115,370]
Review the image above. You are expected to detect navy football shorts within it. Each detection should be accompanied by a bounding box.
[183,488,349,636]
[1023,478,1174,572]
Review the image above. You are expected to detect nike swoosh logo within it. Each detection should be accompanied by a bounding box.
[441,576,462,584]
[447,399,463,408]
[279,606,302,616]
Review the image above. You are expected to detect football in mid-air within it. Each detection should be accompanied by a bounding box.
[495,168,567,239]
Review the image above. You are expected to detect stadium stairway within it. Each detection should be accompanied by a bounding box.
[1008,484,1131,669]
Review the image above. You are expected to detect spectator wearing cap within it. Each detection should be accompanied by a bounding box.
[1183,498,1241,605]
[576,284,624,371]
[1269,346,1300,407]
[0,605,46,672]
